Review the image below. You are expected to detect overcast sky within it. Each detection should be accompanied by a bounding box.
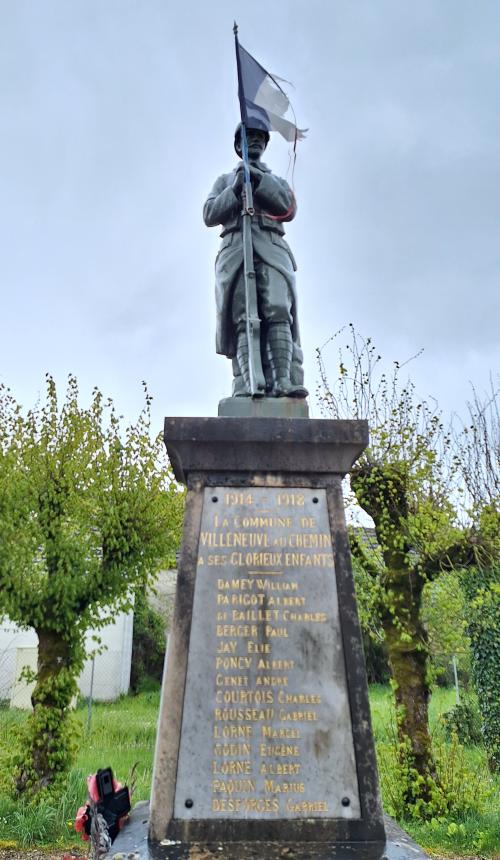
[1,0,498,434]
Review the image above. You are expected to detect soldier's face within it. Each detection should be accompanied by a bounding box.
[246,129,268,159]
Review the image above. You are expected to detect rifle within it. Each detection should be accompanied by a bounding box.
[234,23,266,398]
[239,125,266,397]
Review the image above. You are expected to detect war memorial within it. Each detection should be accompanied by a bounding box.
[111,28,429,860]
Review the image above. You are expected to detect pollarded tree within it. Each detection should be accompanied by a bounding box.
[0,375,184,797]
[317,327,464,811]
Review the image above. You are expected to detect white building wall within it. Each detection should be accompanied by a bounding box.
[0,621,37,703]
[78,611,134,700]
[0,611,134,707]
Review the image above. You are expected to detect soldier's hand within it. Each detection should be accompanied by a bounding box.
[232,164,245,196]
[249,165,263,189]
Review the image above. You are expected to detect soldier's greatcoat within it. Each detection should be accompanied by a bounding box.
[203,163,302,359]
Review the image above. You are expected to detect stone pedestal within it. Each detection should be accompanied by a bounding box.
[149,417,385,859]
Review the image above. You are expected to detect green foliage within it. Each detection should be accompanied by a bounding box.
[378,732,492,821]
[454,384,499,773]
[351,552,390,682]
[376,693,496,823]
[442,697,483,746]
[406,812,500,859]
[0,375,185,796]
[421,572,471,683]
[0,768,85,847]
[318,328,465,810]
[130,589,167,693]
[461,564,500,771]
[1,687,499,853]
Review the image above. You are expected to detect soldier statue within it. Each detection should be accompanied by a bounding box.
[203,123,308,399]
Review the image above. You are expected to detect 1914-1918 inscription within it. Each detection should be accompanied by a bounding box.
[173,487,360,820]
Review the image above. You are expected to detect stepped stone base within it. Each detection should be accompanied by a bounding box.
[109,803,429,860]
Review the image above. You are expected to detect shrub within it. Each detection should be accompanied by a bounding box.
[442,698,483,746]
[378,724,494,821]
[461,564,500,772]
[130,590,167,693]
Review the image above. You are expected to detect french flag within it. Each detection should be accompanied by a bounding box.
[235,32,307,144]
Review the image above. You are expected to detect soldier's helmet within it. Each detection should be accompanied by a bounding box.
[234,122,270,156]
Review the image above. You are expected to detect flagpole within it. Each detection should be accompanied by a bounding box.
[233,22,266,398]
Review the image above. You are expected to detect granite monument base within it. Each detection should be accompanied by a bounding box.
[111,804,429,860]
[148,417,386,859]
[218,396,309,418]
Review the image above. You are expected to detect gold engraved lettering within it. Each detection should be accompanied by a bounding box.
[212,760,252,775]
[200,490,336,815]
[212,798,279,814]
[216,641,237,653]
[279,709,318,722]
[232,609,280,622]
[300,517,316,528]
[257,658,294,670]
[213,725,253,739]
[284,553,334,568]
[201,532,270,548]
[264,780,305,794]
[215,656,252,670]
[287,533,332,549]
[255,579,298,591]
[282,610,327,623]
[218,578,254,591]
[213,743,251,757]
[255,675,288,687]
[233,515,292,529]
[215,674,248,687]
[281,596,306,607]
[212,779,256,795]
[216,624,258,637]
[214,707,274,721]
[230,592,266,606]
[215,690,273,705]
[228,552,283,567]
[208,554,228,566]
[264,625,288,638]
[247,641,271,654]
[259,743,300,757]
[276,493,305,506]
[224,492,254,506]
[286,800,328,814]
[260,762,301,775]
[261,726,300,739]
[278,692,321,706]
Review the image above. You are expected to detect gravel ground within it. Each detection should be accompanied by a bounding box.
[0,851,87,860]
[0,846,488,860]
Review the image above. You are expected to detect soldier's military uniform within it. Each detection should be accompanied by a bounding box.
[203,153,306,397]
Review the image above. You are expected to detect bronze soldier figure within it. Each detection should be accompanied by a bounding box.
[204,124,308,398]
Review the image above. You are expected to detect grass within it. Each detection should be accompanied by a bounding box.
[0,692,160,848]
[369,686,500,857]
[0,686,498,855]
[73,690,159,801]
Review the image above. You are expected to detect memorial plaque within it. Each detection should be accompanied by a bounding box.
[174,486,361,821]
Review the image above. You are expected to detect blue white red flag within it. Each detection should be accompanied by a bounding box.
[234,33,307,144]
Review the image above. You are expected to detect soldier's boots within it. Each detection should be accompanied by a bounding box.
[268,323,308,398]
[235,331,265,397]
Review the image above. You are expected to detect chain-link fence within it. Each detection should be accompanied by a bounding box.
[0,612,134,710]
[1,570,178,712]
